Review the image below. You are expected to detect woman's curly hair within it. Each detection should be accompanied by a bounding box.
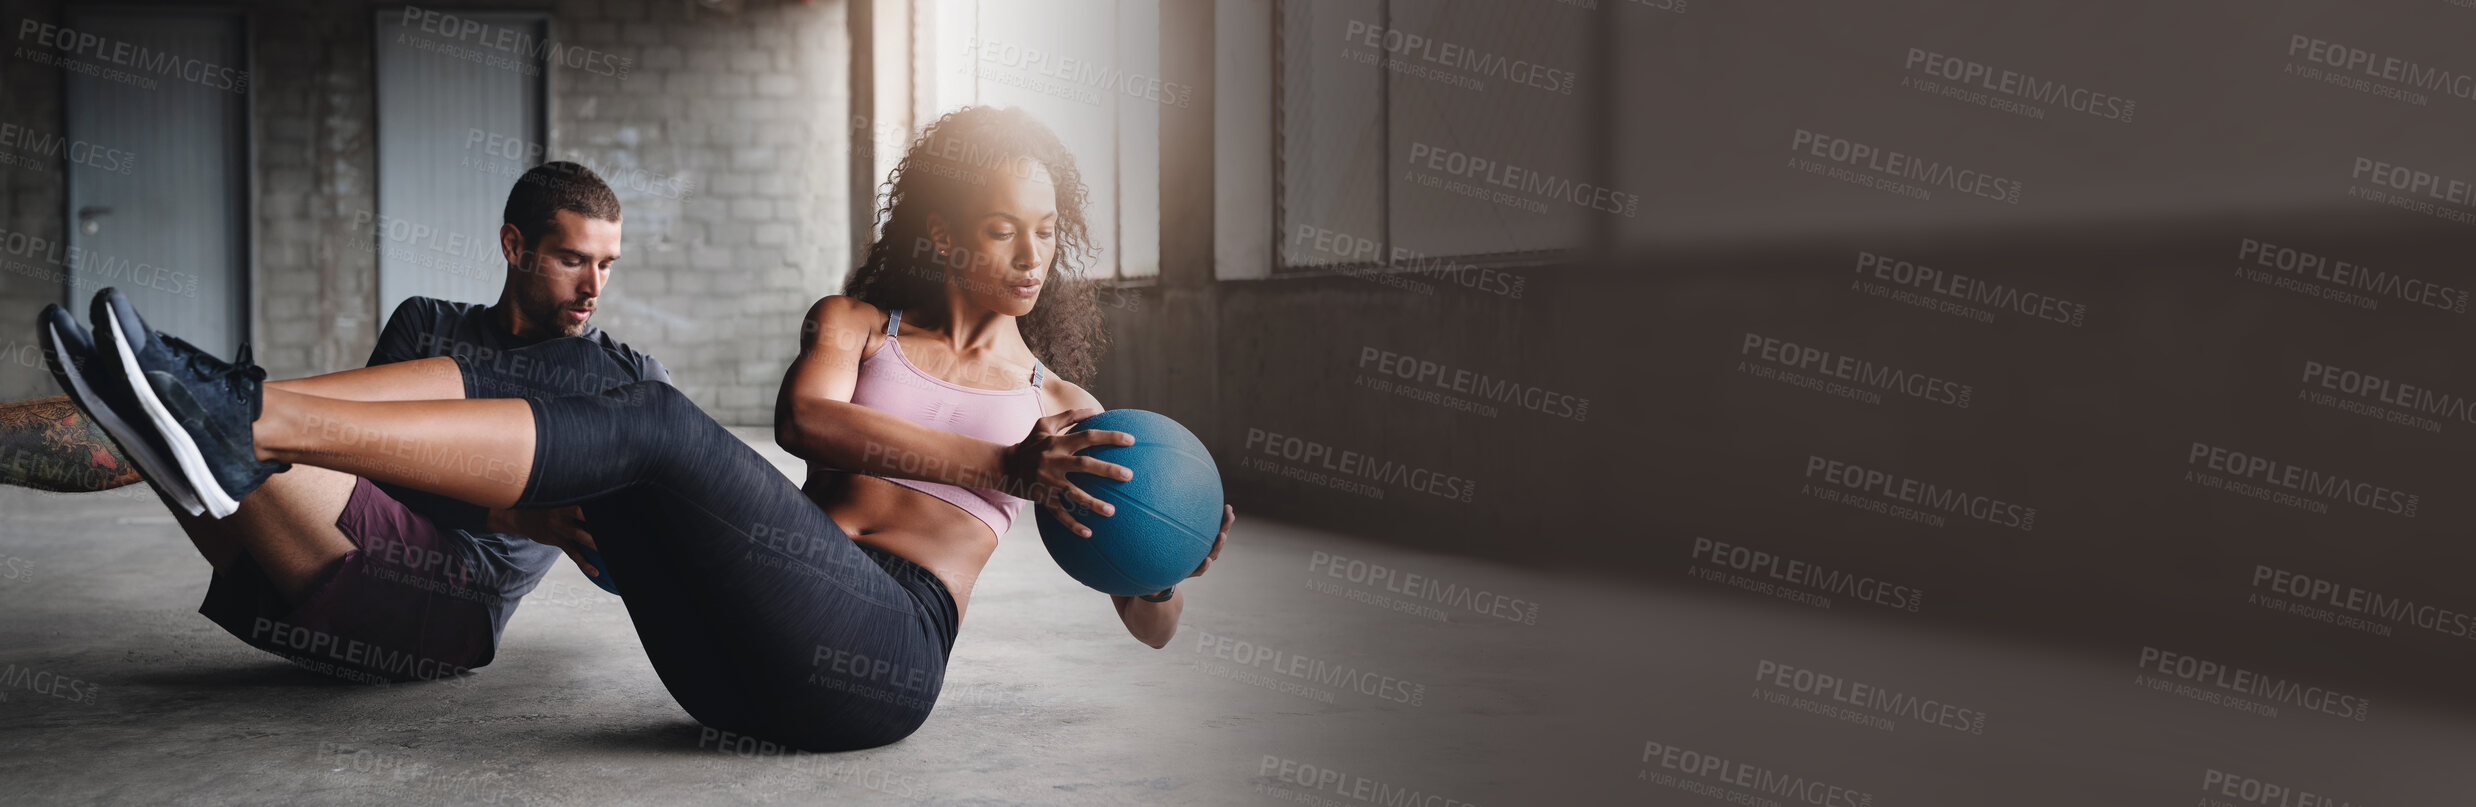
[841,105,1108,384]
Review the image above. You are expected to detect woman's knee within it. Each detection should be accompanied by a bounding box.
[690,690,932,753]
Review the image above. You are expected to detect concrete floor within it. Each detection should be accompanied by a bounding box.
[4,430,2475,805]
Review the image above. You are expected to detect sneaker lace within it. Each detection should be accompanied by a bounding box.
[171,337,267,407]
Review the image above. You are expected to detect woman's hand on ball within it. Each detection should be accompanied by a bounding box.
[1006,407,1135,538]
[1189,505,1234,578]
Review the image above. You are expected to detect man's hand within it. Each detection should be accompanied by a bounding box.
[488,505,602,579]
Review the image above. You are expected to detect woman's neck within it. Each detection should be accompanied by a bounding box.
[916,290,1016,353]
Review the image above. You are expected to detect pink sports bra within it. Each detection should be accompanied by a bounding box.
[841,308,1048,539]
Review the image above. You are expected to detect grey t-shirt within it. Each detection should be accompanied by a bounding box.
[364,296,671,610]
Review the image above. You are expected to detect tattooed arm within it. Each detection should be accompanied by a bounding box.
[0,396,140,492]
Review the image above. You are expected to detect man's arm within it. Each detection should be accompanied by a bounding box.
[0,396,140,492]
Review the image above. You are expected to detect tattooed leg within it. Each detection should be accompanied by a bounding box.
[0,396,141,492]
[0,394,352,598]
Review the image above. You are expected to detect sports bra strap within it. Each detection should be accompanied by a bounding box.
[887,306,1046,389]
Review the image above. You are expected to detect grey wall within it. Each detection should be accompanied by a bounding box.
[1087,0,2476,721]
[0,0,848,427]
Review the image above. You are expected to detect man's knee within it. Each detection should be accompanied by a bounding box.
[611,381,694,424]
[606,382,716,464]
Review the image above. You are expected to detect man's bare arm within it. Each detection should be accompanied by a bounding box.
[0,396,140,492]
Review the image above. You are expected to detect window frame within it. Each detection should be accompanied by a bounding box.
[1260,0,1615,280]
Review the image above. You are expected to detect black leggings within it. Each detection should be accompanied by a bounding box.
[455,339,959,751]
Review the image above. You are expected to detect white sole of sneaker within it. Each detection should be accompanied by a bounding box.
[47,320,206,517]
[103,312,241,519]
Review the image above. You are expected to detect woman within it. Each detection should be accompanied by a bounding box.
[39,105,1232,751]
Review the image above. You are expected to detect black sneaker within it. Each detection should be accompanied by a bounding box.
[91,288,289,519]
[36,304,205,517]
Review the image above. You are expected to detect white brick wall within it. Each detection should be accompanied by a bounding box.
[547,0,852,426]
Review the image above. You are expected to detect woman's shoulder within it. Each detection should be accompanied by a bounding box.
[805,294,888,326]
[799,295,897,351]
[1039,375,1102,415]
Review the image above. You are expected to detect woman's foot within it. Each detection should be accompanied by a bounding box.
[89,288,289,519]
[36,303,206,516]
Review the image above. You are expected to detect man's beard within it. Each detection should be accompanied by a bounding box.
[517,285,592,338]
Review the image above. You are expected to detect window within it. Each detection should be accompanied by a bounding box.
[868,0,1164,280]
[1272,0,1603,274]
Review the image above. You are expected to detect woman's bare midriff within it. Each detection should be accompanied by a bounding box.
[800,465,1002,620]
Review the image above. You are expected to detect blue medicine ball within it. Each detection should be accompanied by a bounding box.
[1035,409,1224,596]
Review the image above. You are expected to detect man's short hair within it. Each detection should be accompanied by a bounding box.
[503,161,621,247]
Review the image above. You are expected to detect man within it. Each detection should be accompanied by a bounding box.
[0,161,665,682]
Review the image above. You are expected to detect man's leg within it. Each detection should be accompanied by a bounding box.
[182,358,476,590]
[0,396,141,492]
[170,466,356,596]
[3,353,473,602]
